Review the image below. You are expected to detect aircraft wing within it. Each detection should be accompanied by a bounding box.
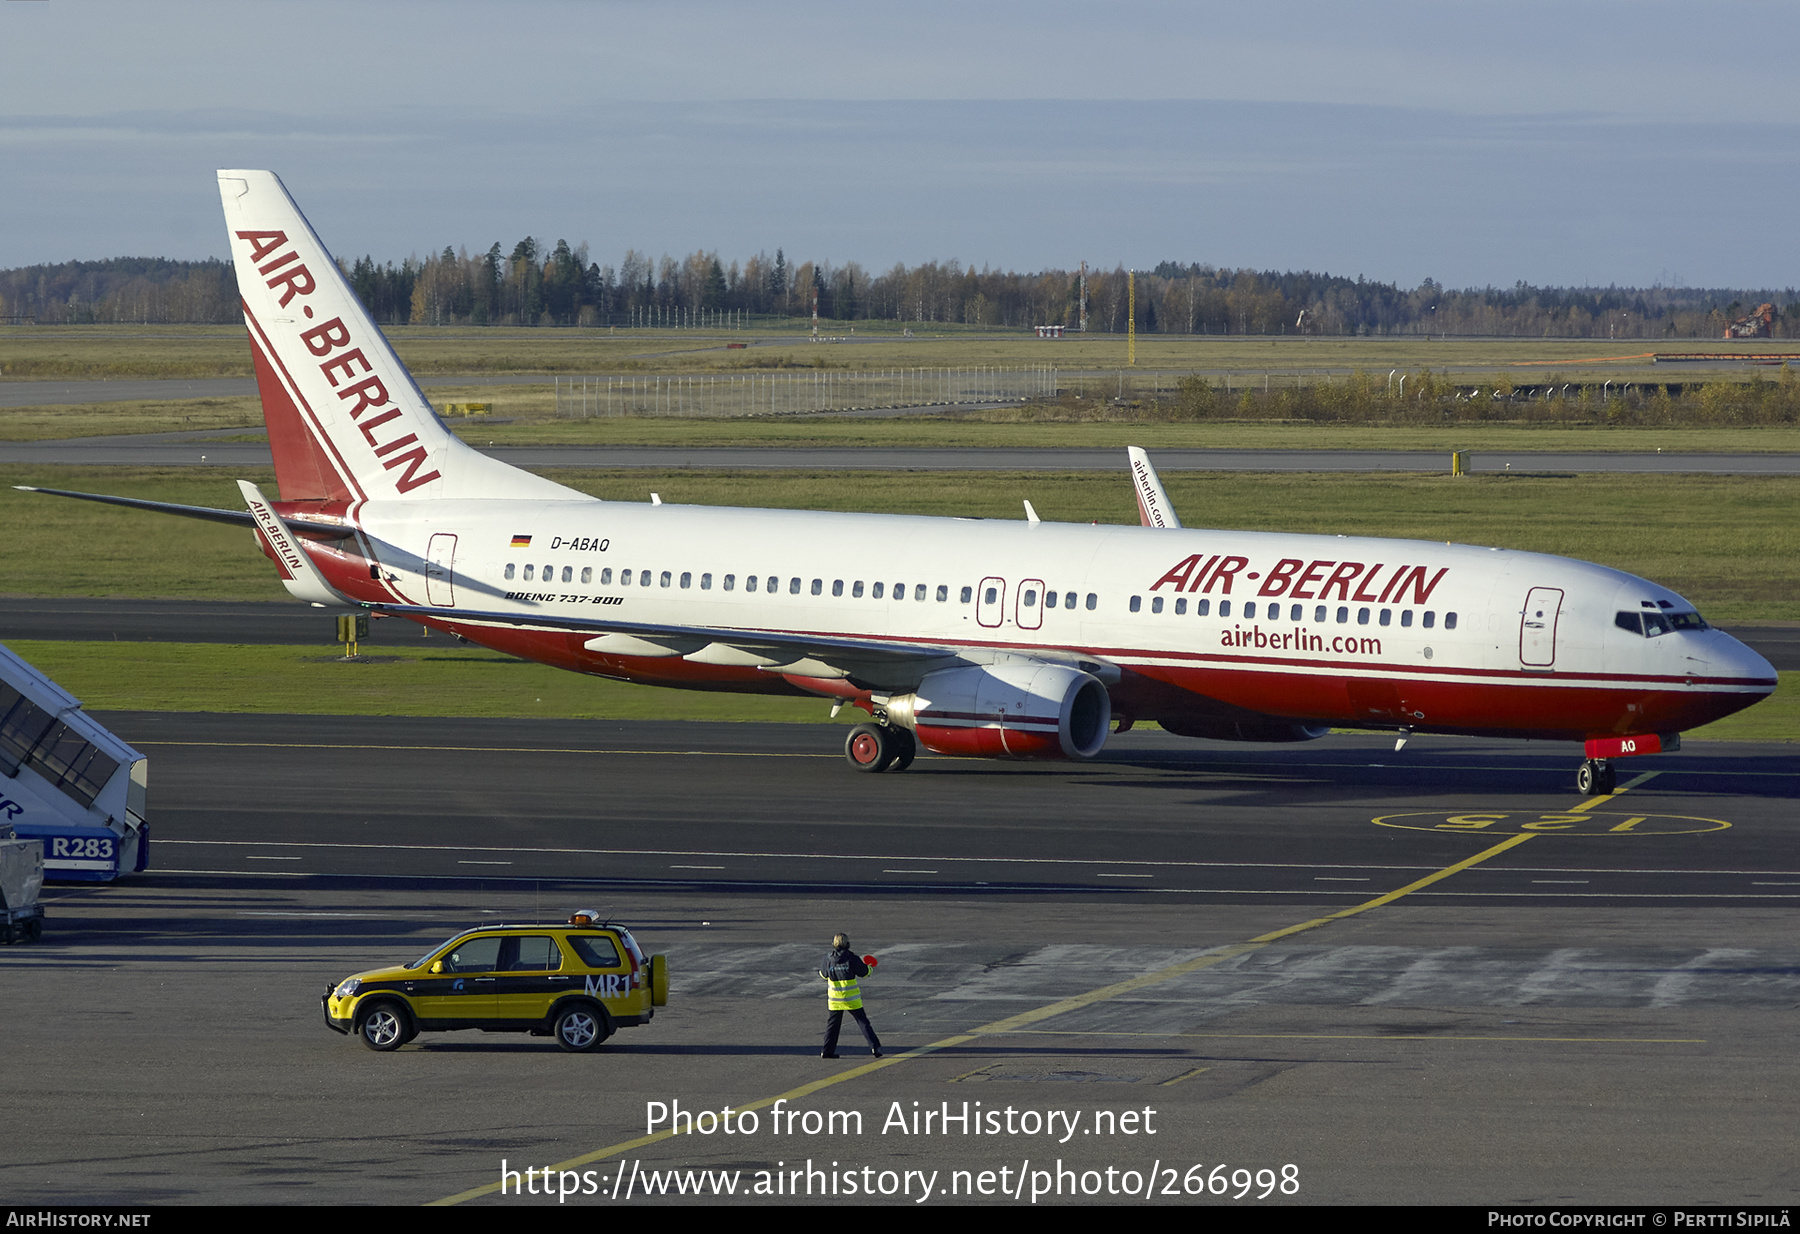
[365,600,1119,692]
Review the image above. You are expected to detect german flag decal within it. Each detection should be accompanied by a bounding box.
[510,534,532,548]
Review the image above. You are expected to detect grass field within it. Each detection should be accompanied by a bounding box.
[10,640,1787,741]
[3,465,1796,622]
[7,322,1798,382]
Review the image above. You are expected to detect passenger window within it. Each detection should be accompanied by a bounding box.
[1151,596,1163,614]
[544,563,553,579]
[1423,611,1436,629]
[1290,604,1302,621]
[811,579,822,596]
[894,582,905,599]
[935,585,947,602]
[789,577,802,595]
[1065,591,1077,609]
[701,573,712,590]
[1085,593,1097,611]
[1244,602,1257,619]
[1045,591,1057,609]
[1444,612,1457,630]
[510,936,562,971]
[1336,606,1349,624]
[640,570,652,587]
[873,582,885,599]
[1130,596,1142,612]
[745,575,758,593]
[1024,589,1038,607]
[1357,607,1370,625]
[832,580,843,597]
[1379,608,1390,626]
[1401,610,1413,627]
[765,576,776,593]
[983,587,996,604]
[680,572,692,589]
[1175,598,1187,615]
[562,566,573,583]
[1314,605,1326,623]
[504,563,516,580]
[661,571,672,588]
[601,568,613,585]
[722,574,733,591]
[524,564,535,581]
[1219,600,1231,617]
[1195,598,1210,616]
[581,567,592,585]
[914,584,926,601]
[567,934,622,969]
[960,586,972,603]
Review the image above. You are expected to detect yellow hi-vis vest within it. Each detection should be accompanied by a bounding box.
[826,975,863,1010]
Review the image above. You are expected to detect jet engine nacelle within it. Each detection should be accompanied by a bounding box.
[881,662,1112,760]
[1158,716,1331,743]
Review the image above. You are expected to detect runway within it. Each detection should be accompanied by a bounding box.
[6,430,1800,473]
[3,711,1796,1205]
[4,595,1793,668]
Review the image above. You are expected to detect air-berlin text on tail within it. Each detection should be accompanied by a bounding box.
[1150,554,1449,603]
[234,228,442,495]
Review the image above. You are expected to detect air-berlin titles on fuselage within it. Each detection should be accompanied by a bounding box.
[1150,553,1448,604]
[233,228,441,495]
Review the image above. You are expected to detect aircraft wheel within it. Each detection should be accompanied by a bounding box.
[1576,759,1615,795]
[845,724,895,772]
[888,728,916,772]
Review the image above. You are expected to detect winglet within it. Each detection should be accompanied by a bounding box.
[237,480,350,607]
[1023,499,1041,525]
[1127,446,1182,529]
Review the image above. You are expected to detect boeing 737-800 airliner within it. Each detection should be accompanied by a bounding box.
[20,171,1778,792]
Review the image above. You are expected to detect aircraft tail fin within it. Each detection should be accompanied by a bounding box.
[216,171,577,505]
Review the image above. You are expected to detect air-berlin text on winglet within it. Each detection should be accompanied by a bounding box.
[234,228,441,495]
[1148,553,1449,604]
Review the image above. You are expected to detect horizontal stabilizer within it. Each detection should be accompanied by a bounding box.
[14,485,354,537]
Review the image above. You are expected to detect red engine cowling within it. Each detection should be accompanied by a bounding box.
[881,663,1112,760]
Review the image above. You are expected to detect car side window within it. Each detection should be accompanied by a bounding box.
[508,935,563,972]
[439,935,503,973]
[567,934,623,969]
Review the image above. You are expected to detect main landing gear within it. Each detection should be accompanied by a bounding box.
[1576,758,1616,796]
[845,723,916,773]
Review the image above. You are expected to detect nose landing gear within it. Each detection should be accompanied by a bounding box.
[1576,758,1615,796]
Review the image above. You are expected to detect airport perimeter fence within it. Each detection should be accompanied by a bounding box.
[553,366,1060,418]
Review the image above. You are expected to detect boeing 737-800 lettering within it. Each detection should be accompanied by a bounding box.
[20,171,1778,792]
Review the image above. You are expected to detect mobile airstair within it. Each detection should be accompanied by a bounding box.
[0,642,147,882]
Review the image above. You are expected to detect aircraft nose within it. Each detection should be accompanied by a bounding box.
[1704,630,1777,685]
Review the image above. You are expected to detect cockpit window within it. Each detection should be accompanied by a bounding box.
[1616,610,1706,637]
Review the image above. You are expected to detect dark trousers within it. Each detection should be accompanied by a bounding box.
[823,1007,880,1054]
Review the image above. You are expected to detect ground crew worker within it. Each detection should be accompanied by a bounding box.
[819,932,882,1059]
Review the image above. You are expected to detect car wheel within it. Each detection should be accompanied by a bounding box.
[554,1005,606,1052]
[359,1003,407,1052]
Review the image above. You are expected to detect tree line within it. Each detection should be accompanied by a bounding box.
[3,246,1796,340]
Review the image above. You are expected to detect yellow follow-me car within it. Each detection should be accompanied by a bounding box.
[323,911,669,1052]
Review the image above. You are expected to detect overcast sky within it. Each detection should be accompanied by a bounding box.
[4,1,1795,289]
